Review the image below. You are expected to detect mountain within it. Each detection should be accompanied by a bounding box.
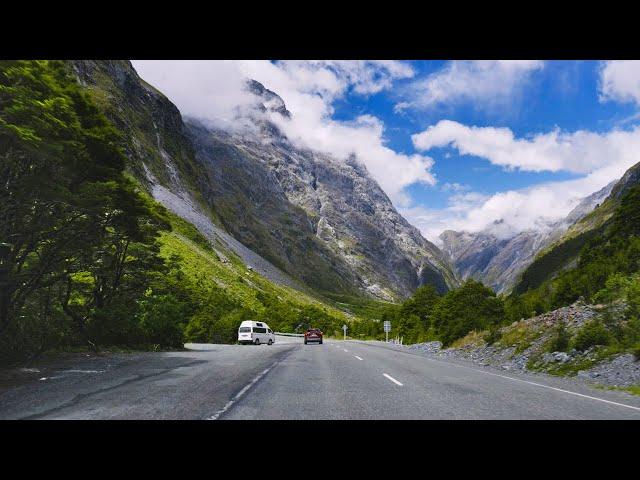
[69,61,456,301]
[440,181,616,294]
[513,161,640,295]
[183,81,456,300]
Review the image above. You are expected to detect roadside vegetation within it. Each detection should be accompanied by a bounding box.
[349,280,505,346]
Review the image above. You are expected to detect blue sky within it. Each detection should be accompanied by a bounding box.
[331,60,637,211]
[133,60,640,242]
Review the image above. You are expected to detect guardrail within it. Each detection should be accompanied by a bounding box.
[274,332,304,337]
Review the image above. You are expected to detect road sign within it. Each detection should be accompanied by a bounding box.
[342,324,347,340]
[383,320,391,342]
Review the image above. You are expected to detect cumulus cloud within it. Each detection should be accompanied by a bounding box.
[412,120,640,174]
[395,60,544,112]
[132,60,432,205]
[406,121,640,241]
[599,60,640,106]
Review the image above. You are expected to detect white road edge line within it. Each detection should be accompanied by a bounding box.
[207,363,277,420]
[472,368,640,413]
[354,355,363,361]
[410,353,640,413]
[383,373,403,386]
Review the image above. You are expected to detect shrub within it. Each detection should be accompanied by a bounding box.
[138,293,188,348]
[573,320,612,351]
[484,326,502,345]
[548,323,571,352]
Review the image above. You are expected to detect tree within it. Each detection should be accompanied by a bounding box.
[400,284,440,330]
[432,280,505,346]
[0,60,170,361]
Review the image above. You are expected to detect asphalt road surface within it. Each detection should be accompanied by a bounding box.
[2,336,640,419]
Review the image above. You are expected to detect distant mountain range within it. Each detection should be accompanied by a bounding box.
[440,181,616,294]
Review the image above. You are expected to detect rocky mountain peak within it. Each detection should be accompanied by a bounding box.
[245,79,292,118]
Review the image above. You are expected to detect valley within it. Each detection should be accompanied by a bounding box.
[3,59,640,419]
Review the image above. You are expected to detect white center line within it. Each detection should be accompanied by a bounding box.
[383,373,403,386]
[354,355,363,361]
[343,349,349,352]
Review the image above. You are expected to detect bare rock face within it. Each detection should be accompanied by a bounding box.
[440,181,616,293]
[183,80,457,300]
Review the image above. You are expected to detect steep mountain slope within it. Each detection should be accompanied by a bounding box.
[68,61,456,301]
[513,161,640,295]
[440,181,615,293]
[184,81,456,300]
[68,60,307,293]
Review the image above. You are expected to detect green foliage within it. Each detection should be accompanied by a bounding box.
[484,325,502,345]
[572,320,612,352]
[137,293,189,348]
[0,60,171,362]
[513,228,600,295]
[432,280,505,346]
[350,280,509,347]
[548,323,571,352]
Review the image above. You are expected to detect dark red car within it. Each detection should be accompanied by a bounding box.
[304,328,323,345]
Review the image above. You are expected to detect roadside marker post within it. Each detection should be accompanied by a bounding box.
[383,320,391,342]
[343,324,347,340]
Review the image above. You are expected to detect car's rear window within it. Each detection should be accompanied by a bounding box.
[238,327,251,332]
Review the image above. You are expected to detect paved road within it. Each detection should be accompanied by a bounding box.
[2,336,640,419]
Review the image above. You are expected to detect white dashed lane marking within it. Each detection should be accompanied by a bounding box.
[383,373,403,386]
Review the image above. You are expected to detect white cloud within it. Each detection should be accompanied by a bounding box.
[412,120,640,174]
[132,60,258,131]
[441,182,470,192]
[599,60,640,106]
[132,60,432,205]
[396,60,544,112]
[406,121,640,241]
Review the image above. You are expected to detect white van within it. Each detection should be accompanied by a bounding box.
[238,320,275,345]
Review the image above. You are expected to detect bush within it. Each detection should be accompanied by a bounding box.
[573,320,612,351]
[484,326,502,345]
[548,323,571,352]
[138,293,188,348]
[633,343,640,360]
[432,280,505,346]
[184,308,254,345]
